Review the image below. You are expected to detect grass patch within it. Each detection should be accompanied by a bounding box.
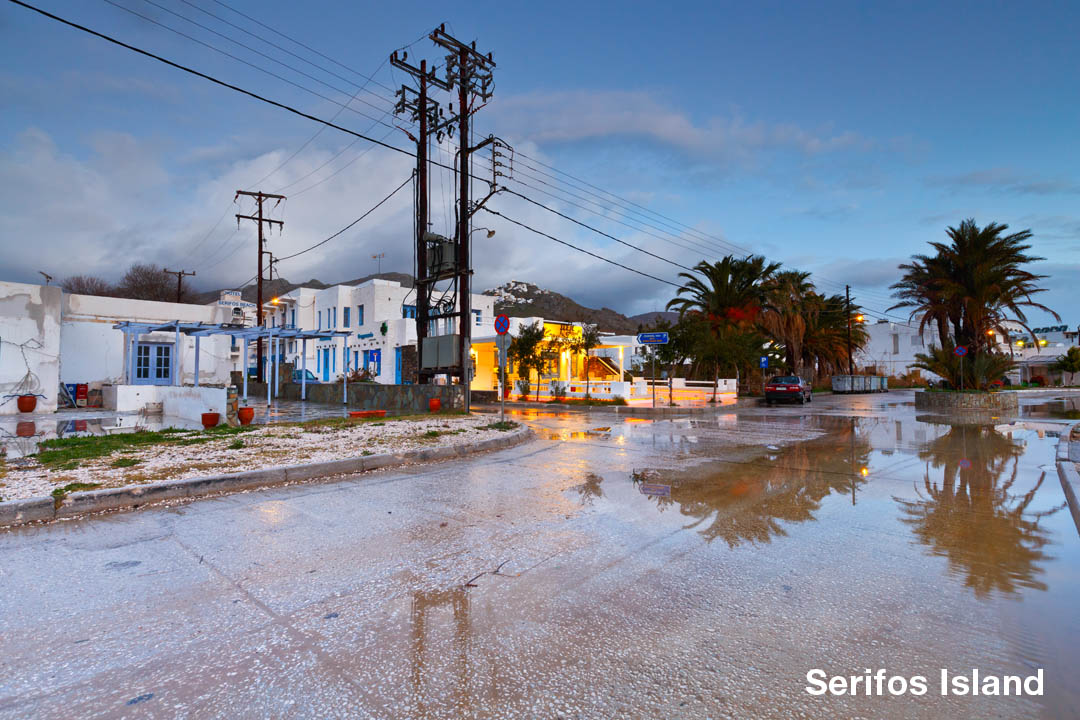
[51,481,102,503]
[361,450,374,456]
[37,430,175,466]
[110,457,141,468]
[228,439,245,450]
[481,421,518,432]
[423,430,442,438]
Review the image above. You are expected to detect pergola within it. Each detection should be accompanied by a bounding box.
[112,321,353,403]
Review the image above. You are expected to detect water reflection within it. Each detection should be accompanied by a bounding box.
[410,587,471,718]
[631,417,872,547]
[572,472,605,505]
[895,423,1065,597]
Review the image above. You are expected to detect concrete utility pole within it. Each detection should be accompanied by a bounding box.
[431,24,496,413]
[235,190,285,383]
[390,52,448,384]
[846,284,854,376]
[163,268,195,303]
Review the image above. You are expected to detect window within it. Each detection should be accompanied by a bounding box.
[154,345,171,381]
[402,304,417,319]
[318,310,322,329]
[290,309,296,327]
[135,343,172,385]
[332,351,336,373]
[892,333,900,355]
[136,345,150,380]
[333,306,337,328]
[343,307,351,328]
[472,309,482,326]
[354,350,359,369]
[357,305,364,326]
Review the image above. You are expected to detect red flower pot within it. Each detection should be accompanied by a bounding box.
[237,407,254,426]
[16,395,37,413]
[428,397,442,413]
[201,412,220,429]
[16,421,36,437]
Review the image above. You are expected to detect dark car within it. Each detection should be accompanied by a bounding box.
[765,375,812,405]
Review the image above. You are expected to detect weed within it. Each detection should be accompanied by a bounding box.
[110,457,141,468]
[228,439,245,450]
[423,430,442,438]
[361,450,374,456]
[50,481,102,505]
[480,421,518,432]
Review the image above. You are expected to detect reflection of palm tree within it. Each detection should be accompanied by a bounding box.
[640,417,872,547]
[573,472,605,505]
[895,424,1064,597]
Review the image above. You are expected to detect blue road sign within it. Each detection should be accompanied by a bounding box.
[954,345,968,357]
[494,314,510,335]
[760,356,769,368]
[637,332,669,345]
[639,483,671,498]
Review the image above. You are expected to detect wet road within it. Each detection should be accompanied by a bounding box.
[1,390,1077,719]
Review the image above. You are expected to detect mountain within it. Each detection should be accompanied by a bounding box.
[628,311,680,327]
[483,280,650,335]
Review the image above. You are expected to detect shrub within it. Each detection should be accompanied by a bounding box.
[1030,375,1047,387]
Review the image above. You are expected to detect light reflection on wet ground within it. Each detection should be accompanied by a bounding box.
[0,390,1077,718]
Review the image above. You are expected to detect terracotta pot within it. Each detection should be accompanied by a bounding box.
[201,412,220,429]
[428,397,442,413]
[237,407,254,426]
[16,421,36,438]
[16,395,37,413]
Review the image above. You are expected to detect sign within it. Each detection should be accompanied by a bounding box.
[639,483,671,498]
[495,334,511,351]
[760,356,769,369]
[954,345,968,357]
[958,458,972,469]
[637,332,669,345]
[494,314,510,335]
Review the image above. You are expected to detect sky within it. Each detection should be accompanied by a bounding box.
[1,0,1078,324]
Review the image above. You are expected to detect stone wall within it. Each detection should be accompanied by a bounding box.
[244,381,463,413]
[914,390,1019,411]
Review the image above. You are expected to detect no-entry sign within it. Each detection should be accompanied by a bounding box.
[494,314,510,335]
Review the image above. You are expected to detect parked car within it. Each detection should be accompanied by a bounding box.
[765,375,812,405]
[292,369,321,385]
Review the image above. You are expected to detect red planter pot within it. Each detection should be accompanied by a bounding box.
[237,407,254,426]
[201,412,220,429]
[428,397,441,413]
[16,421,36,438]
[16,395,37,413]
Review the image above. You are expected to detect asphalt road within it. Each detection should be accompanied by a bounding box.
[1,391,1077,719]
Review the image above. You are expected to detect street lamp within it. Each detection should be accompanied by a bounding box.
[471,227,496,238]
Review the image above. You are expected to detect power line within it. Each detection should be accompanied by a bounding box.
[481,207,680,288]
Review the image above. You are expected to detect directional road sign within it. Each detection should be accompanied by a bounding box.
[637,332,669,345]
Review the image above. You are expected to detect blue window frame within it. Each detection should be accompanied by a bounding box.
[357,305,364,326]
[135,343,172,385]
[318,310,322,329]
[472,309,482,326]
[343,307,351,328]
[290,309,295,327]
[332,350,336,373]
[402,304,417,319]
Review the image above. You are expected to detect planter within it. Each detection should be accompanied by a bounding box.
[914,390,1018,412]
[428,397,442,413]
[237,407,254,426]
[16,395,37,413]
[201,412,220,429]
[15,421,36,438]
[349,410,387,419]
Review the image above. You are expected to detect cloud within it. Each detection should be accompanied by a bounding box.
[926,167,1080,196]
[490,90,871,162]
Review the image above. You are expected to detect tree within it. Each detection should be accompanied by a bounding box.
[911,337,1015,390]
[568,323,601,398]
[63,275,115,297]
[761,270,813,376]
[1051,347,1080,384]
[508,321,546,401]
[890,219,1059,354]
[118,263,187,303]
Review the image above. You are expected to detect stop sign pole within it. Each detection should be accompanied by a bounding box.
[495,315,510,422]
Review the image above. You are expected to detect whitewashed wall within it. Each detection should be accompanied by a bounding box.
[0,281,62,415]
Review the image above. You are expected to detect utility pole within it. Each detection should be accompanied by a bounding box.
[372,252,385,275]
[391,51,449,385]
[431,24,496,413]
[235,190,285,383]
[163,268,195,303]
[846,284,854,376]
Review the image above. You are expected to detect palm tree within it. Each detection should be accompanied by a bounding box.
[890,219,1059,353]
[761,270,813,376]
[668,255,780,391]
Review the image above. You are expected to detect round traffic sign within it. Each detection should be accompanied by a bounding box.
[958,458,972,469]
[954,345,968,357]
[494,314,510,335]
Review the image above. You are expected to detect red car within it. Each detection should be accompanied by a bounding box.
[765,375,812,405]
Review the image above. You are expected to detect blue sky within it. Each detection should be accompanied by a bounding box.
[1,0,1077,323]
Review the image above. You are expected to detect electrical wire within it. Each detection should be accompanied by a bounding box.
[480,207,680,288]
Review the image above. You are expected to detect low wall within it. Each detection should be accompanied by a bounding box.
[914,390,1018,411]
[103,384,228,422]
[244,382,463,412]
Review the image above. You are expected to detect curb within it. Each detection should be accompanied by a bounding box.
[1055,421,1080,537]
[0,425,533,529]
[473,401,736,416]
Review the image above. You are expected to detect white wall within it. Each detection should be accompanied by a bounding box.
[0,281,62,415]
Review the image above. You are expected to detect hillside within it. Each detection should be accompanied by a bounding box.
[483,281,658,335]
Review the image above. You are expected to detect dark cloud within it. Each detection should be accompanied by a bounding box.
[926,167,1080,196]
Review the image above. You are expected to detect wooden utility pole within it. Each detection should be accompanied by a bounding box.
[163,268,195,303]
[846,284,854,376]
[235,190,285,383]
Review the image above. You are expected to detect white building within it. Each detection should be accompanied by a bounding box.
[856,319,937,378]
[263,278,495,385]
[1,280,238,417]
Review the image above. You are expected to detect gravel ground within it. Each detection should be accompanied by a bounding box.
[0,415,512,502]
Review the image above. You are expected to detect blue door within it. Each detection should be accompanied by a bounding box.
[395,347,403,384]
[322,348,330,381]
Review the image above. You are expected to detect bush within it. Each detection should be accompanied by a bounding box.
[1030,375,1047,387]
